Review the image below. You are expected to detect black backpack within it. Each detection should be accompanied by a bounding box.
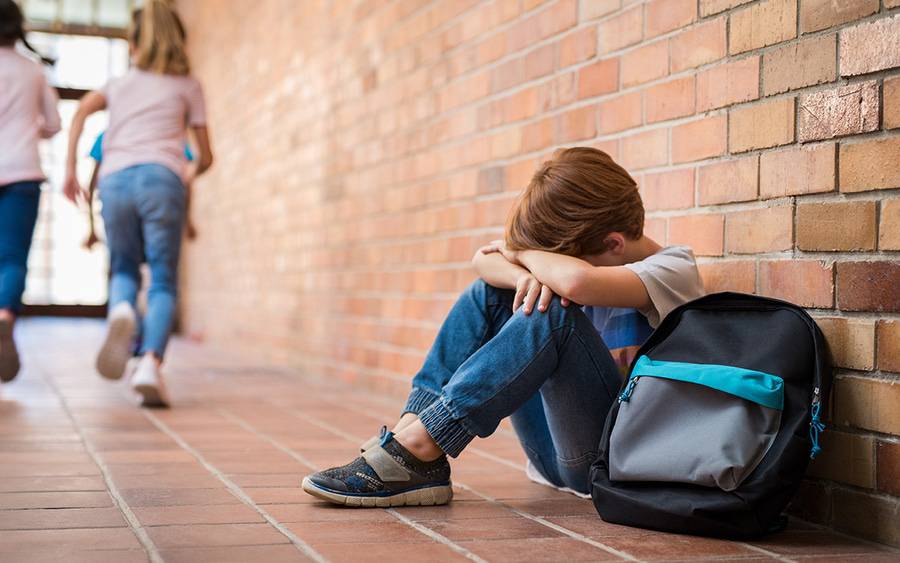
[590,292,831,539]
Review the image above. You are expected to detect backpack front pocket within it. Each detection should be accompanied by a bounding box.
[608,356,784,491]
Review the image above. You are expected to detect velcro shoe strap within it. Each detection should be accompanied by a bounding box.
[361,446,411,482]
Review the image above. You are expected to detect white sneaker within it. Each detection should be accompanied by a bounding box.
[96,302,137,380]
[130,355,170,408]
[525,460,591,499]
[0,317,20,383]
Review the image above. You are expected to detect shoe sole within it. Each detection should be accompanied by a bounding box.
[96,313,136,380]
[301,477,453,507]
[0,320,19,383]
[133,383,170,408]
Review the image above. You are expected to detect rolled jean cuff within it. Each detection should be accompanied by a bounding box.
[418,399,475,458]
[402,387,440,415]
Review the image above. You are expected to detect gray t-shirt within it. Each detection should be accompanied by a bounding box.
[623,245,705,328]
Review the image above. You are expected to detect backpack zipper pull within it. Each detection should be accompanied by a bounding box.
[809,399,826,460]
[618,376,640,403]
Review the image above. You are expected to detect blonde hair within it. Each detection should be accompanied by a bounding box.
[506,147,644,257]
[130,0,189,75]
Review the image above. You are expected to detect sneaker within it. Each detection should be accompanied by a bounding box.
[301,432,453,507]
[96,302,137,380]
[0,317,19,383]
[525,459,591,499]
[130,355,170,408]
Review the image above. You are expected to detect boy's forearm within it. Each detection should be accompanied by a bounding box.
[516,250,592,299]
[472,251,529,289]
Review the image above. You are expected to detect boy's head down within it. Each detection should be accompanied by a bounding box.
[505,147,644,259]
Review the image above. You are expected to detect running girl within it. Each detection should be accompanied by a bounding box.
[0,0,61,382]
[63,0,213,407]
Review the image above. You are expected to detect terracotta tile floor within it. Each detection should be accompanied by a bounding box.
[1,317,898,562]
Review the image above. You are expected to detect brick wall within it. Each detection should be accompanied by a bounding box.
[176,0,900,545]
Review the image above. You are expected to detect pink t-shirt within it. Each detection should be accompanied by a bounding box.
[0,47,61,186]
[100,68,206,179]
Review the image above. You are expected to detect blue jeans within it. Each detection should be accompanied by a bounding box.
[0,181,41,313]
[99,164,185,358]
[405,279,623,493]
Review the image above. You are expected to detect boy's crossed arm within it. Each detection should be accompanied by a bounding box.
[473,241,650,313]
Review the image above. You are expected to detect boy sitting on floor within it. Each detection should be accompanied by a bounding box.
[302,147,705,507]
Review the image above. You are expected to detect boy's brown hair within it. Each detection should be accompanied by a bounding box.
[505,147,644,257]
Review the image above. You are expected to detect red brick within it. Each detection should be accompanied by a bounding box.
[815,317,876,370]
[840,15,900,77]
[598,91,642,134]
[700,0,753,17]
[836,261,900,313]
[555,105,596,142]
[729,0,797,55]
[557,26,596,68]
[598,5,643,54]
[698,260,756,293]
[835,376,900,435]
[877,440,900,496]
[800,0,879,34]
[880,198,900,250]
[696,57,759,112]
[729,98,795,153]
[877,320,900,373]
[577,58,618,99]
[759,143,835,198]
[668,214,724,256]
[831,488,900,546]
[698,156,758,205]
[885,76,900,130]
[579,0,620,21]
[839,137,900,193]
[759,260,833,308]
[763,34,836,96]
[808,431,875,489]
[725,205,793,254]
[621,41,668,88]
[796,201,877,251]
[644,216,667,242]
[641,168,694,211]
[621,128,668,170]
[644,76,695,123]
[798,81,879,142]
[645,0,696,38]
[672,114,727,163]
[669,18,726,73]
[521,117,555,152]
[525,43,556,81]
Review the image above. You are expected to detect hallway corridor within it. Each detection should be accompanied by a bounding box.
[0,318,896,562]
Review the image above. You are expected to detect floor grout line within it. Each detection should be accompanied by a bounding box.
[281,403,639,562]
[140,410,328,563]
[218,408,488,563]
[31,357,164,563]
[734,541,797,563]
[386,508,489,563]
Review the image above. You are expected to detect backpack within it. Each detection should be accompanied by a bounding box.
[590,292,831,539]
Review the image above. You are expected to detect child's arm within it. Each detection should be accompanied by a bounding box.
[493,246,651,310]
[472,245,529,289]
[472,245,570,314]
[184,181,197,240]
[83,163,100,249]
[64,91,106,203]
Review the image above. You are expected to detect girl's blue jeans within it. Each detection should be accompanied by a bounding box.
[0,181,41,313]
[99,164,185,358]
